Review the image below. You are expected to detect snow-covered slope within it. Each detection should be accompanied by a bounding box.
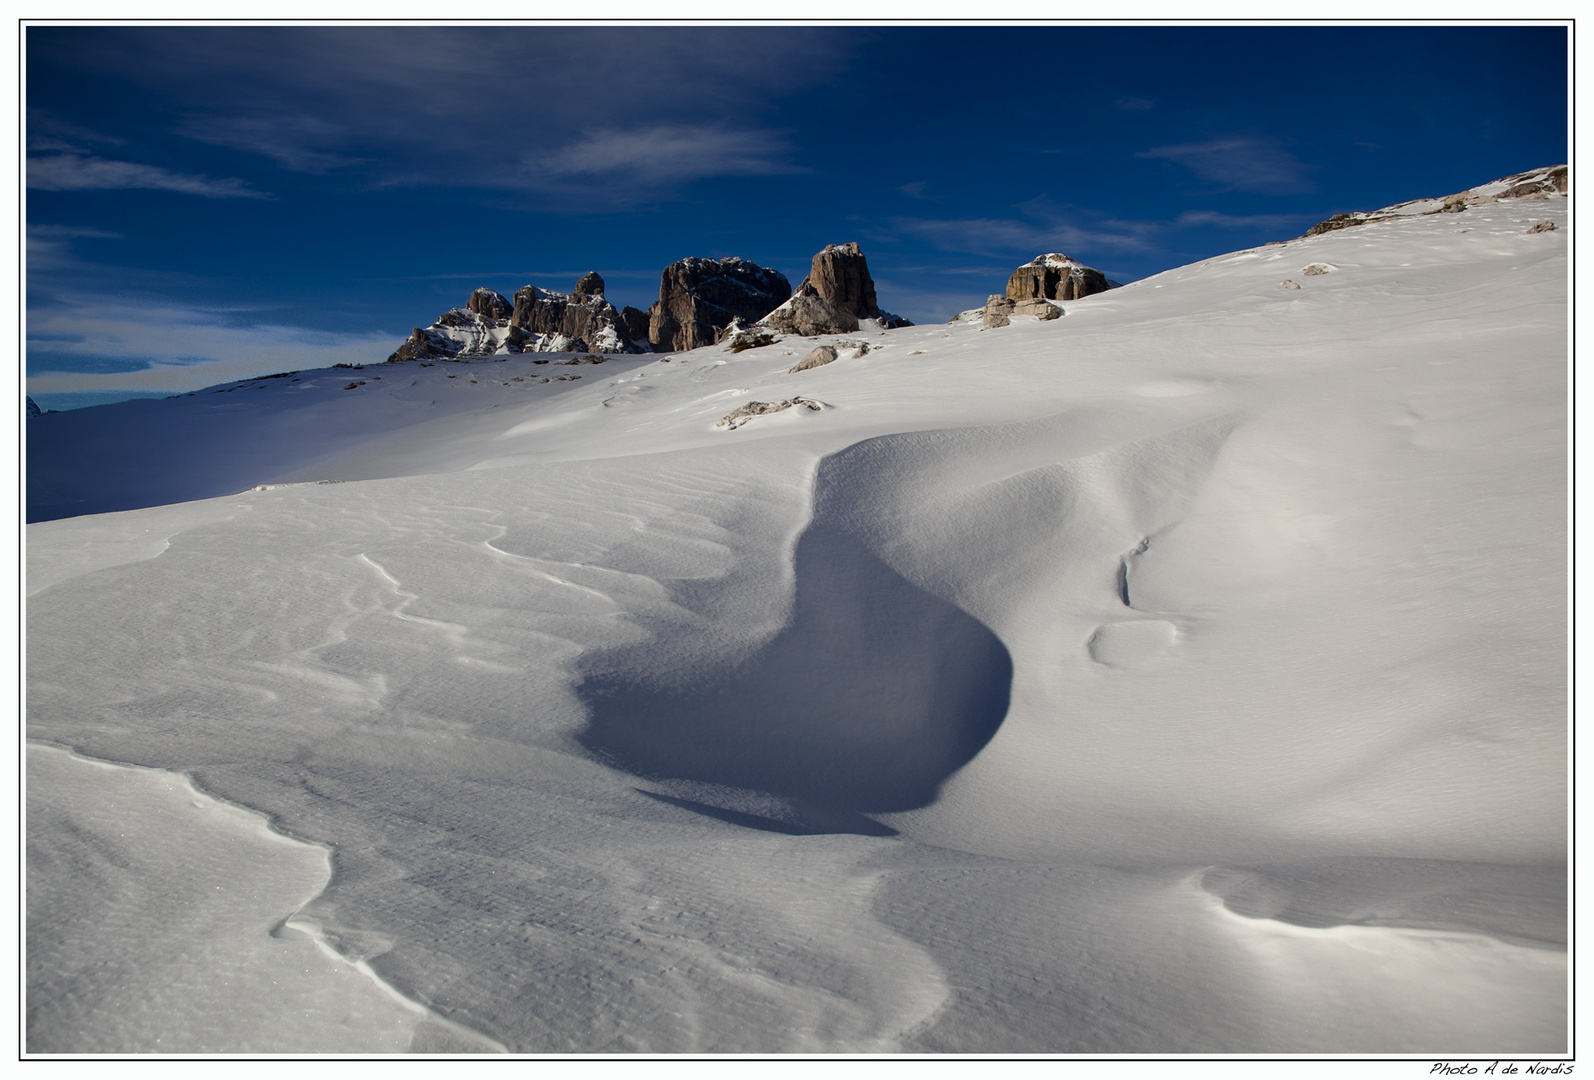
[25,177,1568,1054]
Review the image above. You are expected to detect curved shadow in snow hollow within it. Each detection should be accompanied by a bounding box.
[577,524,1013,817]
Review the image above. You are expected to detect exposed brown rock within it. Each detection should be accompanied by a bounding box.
[512,273,638,353]
[1005,254,1110,303]
[796,242,911,328]
[1528,220,1557,234]
[390,274,643,362]
[1499,165,1568,199]
[788,345,838,373]
[467,288,513,321]
[982,294,1012,328]
[572,271,605,300]
[716,397,822,430]
[647,257,792,352]
[1281,280,1301,290]
[619,306,651,347]
[808,242,879,319]
[766,285,859,336]
[1011,298,1062,320]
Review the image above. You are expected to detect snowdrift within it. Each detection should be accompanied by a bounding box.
[26,175,1567,1054]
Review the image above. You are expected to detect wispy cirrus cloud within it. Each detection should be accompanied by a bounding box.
[1138,136,1315,194]
[26,301,394,394]
[32,26,859,201]
[26,224,123,271]
[890,197,1313,266]
[535,124,805,185]
[28,151,271,198]
[177,113,363,174]
[893,199,1160,260]
[1173,209,1313,230]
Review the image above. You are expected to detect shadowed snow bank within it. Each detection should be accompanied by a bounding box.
[1201,858,1566,949]
[578,522,1012,815]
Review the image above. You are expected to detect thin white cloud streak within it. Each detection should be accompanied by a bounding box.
[37,27,858,198]
[27,152,271,198]
[27,304,395,393]
[534,125,805,185]
[892,215,1158,258]
[894,200,1311,260]
[26,224,124,272]
[1137,136,1315,194]
[1173,210,1312,230]
[176,113,363,174]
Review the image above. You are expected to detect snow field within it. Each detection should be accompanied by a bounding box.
[25,190,1567,1052]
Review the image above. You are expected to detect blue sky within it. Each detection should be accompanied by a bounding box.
[27,24,1569,409]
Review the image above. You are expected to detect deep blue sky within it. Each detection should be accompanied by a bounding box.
[27,24,1569,408]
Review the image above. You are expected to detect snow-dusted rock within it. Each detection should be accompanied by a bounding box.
[1298,165,1567,240]
[1005,253,1111,303]
[715,396,822,429]
[762,243,911,335]
[467,287,513,321]
[765,285,859,337]
[388,274,645,362]
[647,256,792,352]
[619,305,651,347]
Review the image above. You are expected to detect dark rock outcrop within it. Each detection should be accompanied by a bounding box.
[389,272,644,362]
[619,306,651,346]
[1006,254,1111,303]
[1498,165,1568,198]
[647,257,791,352]
[760,242,910,336]
[573,271,605,300]
[809,242,879,320]
[467,287,513,321]
[767,284,859,336]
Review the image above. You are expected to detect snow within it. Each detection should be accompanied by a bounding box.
[25,183,1567,1055]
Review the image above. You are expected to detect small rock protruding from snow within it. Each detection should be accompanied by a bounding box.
[788,345,838,373]
[1301,263,1334,276]
[1528,219,1558,234]
[716,397,822,430]
[1282,280,1302,290]
[983,294,1060,327]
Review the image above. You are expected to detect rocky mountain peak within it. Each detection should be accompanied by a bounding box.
[573,271,605,300]
[467,288,514,322]
[647,257,792,352]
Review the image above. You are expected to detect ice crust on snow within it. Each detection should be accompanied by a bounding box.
[25,180,1567,1054]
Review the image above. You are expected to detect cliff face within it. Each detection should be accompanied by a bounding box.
[647,257,791,352]
[1005,254,1111,303]
[761,242,911,336]
[388,273,646,362]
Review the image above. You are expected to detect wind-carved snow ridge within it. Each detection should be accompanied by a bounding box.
[577,451,1013,820]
